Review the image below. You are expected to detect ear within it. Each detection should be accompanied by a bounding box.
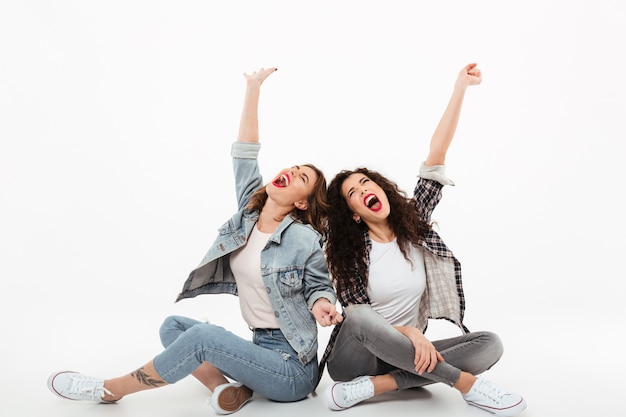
[294,199,309,211]
[352,213,360,222]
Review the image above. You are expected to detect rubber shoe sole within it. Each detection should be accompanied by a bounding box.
[210,383,253,414]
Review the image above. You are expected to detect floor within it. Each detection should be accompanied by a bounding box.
[2,300,620,417]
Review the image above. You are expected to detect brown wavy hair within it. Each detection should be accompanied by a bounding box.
[325,167,432,295]
[246,164,330,234]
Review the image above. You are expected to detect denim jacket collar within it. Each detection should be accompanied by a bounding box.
[243,209,298,245]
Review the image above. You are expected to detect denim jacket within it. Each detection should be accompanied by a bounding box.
[176,142,337,365]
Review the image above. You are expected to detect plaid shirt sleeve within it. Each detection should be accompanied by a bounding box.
[414,169,468,333]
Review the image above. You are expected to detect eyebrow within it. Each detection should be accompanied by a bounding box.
[294,165,309,183]
[346,176,367,196]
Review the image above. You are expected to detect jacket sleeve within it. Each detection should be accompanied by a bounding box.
[231,142,264,212]
[303,233,337,309]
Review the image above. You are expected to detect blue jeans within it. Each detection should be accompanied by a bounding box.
[326,305,503,389]
[153,315,318,402]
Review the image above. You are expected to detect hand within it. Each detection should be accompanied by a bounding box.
[401,327,445,374]
[311,298,343,327]
[455,63,482,91]
[243,67,277,87]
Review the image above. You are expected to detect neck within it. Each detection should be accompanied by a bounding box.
[366,222,395,243]
[256,213,282,233]
[257,200,291,233]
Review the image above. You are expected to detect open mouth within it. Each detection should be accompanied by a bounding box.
[272,173,291,188]
[364,193,382,212]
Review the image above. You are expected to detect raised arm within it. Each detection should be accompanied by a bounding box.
[237,67,278,143]
[424,63,482,166]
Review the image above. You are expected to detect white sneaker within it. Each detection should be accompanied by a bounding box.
[325,376,375,411]
[210,382,253,414]
[462,377,527,416]
[47,370,113,402]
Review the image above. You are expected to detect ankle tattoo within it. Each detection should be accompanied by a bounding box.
[130,367,166,387]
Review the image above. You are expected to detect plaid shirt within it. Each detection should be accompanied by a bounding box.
[318,165,469,384]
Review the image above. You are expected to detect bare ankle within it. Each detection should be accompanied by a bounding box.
[454,373,477,394]
[371,374,398,395]
[102,381,123,402]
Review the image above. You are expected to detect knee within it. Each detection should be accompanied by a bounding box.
[484,331,504,361]
[477,331,504,369]
[159,315,185,348]
[343,304,380,330]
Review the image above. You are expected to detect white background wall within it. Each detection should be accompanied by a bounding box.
[1,1,624,415]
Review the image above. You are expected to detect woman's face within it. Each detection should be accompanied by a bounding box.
[341,173,390,224]
[266,165,318,210]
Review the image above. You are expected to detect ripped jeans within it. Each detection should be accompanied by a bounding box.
[327,305,503,390]
[153,315,318,402]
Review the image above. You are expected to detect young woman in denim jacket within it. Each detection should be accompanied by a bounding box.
[320,64,527,416]
[48,67,342,414]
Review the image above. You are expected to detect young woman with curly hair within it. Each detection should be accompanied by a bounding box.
[321,63,527,417]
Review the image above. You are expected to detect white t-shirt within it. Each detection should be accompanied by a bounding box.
[367,238,426,327]
[229,225,279,329]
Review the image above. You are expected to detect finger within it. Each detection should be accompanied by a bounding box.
[414,360,422,374]
[417,359,428,375]
[416,348,428,374]
[419,351,430,374]
[427,350,437,373]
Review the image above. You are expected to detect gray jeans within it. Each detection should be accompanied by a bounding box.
[326,304,503,390]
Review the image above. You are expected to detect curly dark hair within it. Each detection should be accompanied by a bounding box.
[325,167,432,295]
[246,163,330,234]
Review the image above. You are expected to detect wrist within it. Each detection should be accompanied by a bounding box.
[315,297,330,306]
[245,80,263,90]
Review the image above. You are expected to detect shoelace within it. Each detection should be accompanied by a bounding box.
[340,379,373,404]
[472,379,506,405]
[68,375,113,401]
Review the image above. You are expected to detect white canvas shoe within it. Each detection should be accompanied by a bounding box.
[47,370,113,403]
[325,376,375,411]
[463,377,527,416]
[210,382,253,414]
